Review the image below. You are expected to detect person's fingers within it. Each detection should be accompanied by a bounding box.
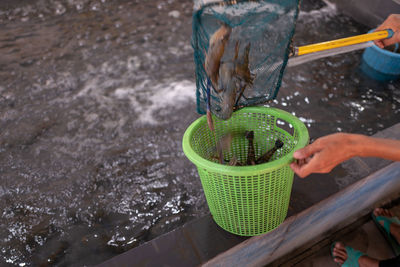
[373,14,400,48]
[292,133,353,177]
[290,162,301,173]
[374,207,395,218]
[294,151,337,178]
[293,157,310,167]
[334,257,344,264]
[373,208,382,217]
[297,155,322,178]
[332,250,346,264]
[383,209,394,218]
[374,39,385,48]
[291,156,318,178]
[389,210,394,217]
[381,37,398,47]
[291,155,315,178]
[373,29,395,48]
[290,163,312,178]
[335,242,345,250]
[333,248,347,259]
[293,142,320,160]
[290,160,308,178]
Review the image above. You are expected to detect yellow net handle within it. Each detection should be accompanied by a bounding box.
[296,29,394,56]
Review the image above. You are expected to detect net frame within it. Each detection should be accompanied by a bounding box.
[192,0,301,119]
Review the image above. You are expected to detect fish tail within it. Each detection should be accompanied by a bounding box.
[207,110,214,132]
[206,79,214,132]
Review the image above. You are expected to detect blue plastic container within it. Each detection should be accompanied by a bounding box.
[361,31,400,81]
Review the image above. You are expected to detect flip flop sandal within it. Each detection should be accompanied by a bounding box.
[372,213,400,255]
[331,242,365,267]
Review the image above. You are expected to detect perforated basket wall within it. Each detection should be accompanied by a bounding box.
[182,107,308,236]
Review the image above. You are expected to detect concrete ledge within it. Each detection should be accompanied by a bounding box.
[203,162,400,267]
[97,215,247,267]
[331,0,400,28]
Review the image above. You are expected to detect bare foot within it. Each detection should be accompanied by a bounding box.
[332,242,348,265]
[332,242,379,267]
[373,208,395,219]
[373,208,400,243]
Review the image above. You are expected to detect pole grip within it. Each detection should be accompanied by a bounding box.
[297,29,394,56]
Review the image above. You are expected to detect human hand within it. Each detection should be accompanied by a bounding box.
[290,133,357,178]
[374,14,400,48]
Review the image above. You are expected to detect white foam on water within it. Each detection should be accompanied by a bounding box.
[298,0,337,20]
[204,2,285,16]
[114,80,196,124]
[168,10,180,18]
[49,57,196,127]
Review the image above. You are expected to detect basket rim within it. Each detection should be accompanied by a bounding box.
[182,107,309,176]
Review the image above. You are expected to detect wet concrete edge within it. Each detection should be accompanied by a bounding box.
[330,0,400,28]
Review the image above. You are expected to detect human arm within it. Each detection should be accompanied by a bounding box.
[290,133,400,178]
[374,14,400,48]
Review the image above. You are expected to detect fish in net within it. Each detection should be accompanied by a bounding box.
[192,0,300,120]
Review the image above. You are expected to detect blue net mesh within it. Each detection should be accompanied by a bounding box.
[192,0,300,120]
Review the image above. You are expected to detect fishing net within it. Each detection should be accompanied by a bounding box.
[192,0,300,120]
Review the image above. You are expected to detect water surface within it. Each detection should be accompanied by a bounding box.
[0,0,399,265]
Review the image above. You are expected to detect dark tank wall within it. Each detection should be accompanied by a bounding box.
[331,0,400,27]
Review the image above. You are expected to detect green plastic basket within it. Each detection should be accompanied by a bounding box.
[182,107,309,236]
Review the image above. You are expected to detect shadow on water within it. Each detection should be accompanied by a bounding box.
[0,0,399,265]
